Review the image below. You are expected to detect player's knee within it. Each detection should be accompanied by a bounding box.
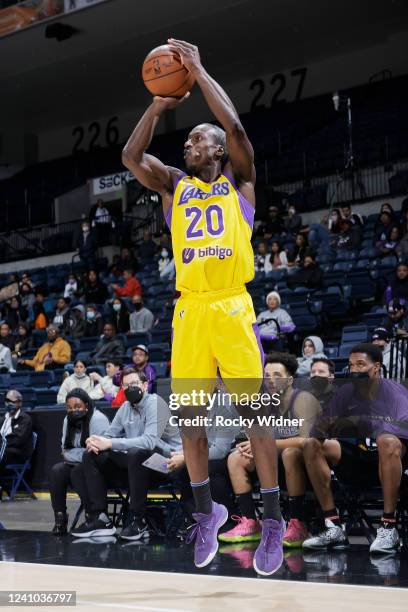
[282,446,302,468]
[377,435,402,459]
[303,437,322,460]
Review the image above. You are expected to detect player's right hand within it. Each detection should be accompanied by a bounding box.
[153,92,190,112]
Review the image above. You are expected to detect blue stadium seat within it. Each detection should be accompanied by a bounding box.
[150,362,167,378]
[79,336,100,352]
[338,343,358,358]
[28,371,55,388]
[325,346,338,359]
[0,374,10,389]
[333,261,355,272]
[10,373,30,387]
[341,325,368,344]
[35,389,58,405]
[126,333,150,347]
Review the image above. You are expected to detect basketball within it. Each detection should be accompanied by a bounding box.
[142,44,195,98]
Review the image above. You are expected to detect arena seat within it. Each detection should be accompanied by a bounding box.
[341,325,368,344]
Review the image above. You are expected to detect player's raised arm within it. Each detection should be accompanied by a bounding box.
[168,39,255,186]
[122,95,188,196]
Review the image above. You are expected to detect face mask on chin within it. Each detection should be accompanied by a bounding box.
[74,372,86,379]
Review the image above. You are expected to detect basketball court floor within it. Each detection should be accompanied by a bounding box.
[1,526,407,611]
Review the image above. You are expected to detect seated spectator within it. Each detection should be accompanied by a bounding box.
[380,202,398,223]
[372,327,406,379]
[109,298,130,334]
[286,251,298,272]
[265,241,288,272]
[19,272,35,291]
[334,218,361,250]
[110,269,141,299]
[385,299,408,335]
[376,225,400,258]
[257,291,295,352]
[65,304,87,339]
[0,342,14,373]
[20,325,71,372]
[76,219,97,270]
[302,343,408,554]
[137,230,158,262]
[50,388,110,535]
[0,274,19,307]
[32,293,48,329]
[64,273,78,300]
[71,369,180,538]
[11,323,34,360]
[219,353,320,546]
[374,211,394,248]
[0,391,33,480]
[0,322,16,352]
[159,256,175,280]
[254,242,267,272]
[327,207,342,235]
[117,247,138,273]
[83,270,108,304]
[400,208,408,238]
[129,296,155,334]
[157,247,172,275]
[283,205,302,236]
[262,205,284,239]
[340,203,363,227]
[52,297,70,331]
[90,322,125,365]
[293,233,308,264]
[112,344,157,404]
[89,359,121,401]
[57,359,93,404]
[84,304,104,337]
[2,296,28,333]
[297,335,326,377]
[281,358,335,547]
[385,262,408,307]
[19,282,35,311]
[300,209,339,250]
[287,251,322,290]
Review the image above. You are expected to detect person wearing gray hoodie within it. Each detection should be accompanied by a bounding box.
[297,336,326,377]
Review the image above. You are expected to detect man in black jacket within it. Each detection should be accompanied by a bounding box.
[287,250,323,290]
[0,390,33,473]
[76,220,97,269]
[90,322,125,365]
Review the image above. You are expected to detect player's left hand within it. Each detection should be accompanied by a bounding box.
[87,435,112,452]
[167,39,202,74]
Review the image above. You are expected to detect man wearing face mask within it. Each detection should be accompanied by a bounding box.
[129,296,155,334]
[71,369,180,538]
[84,304,104,337]
[303,343,408,554]
[220,353,320,548]
[49,389,109,535]
[76,220,97,270]
[0,391,33,490]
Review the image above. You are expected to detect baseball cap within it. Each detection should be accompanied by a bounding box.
[132,344,149,355]
[372,327,390,342]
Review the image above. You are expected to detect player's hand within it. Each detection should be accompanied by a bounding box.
[237,440,252,457]
[166,452,185,471]
[167,39,202,74]
[152,92,190,113]
[87,435,112,452]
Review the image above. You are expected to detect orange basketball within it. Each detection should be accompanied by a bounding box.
[142,44,195,98]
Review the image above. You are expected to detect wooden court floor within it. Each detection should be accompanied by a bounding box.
[1,561,407,612]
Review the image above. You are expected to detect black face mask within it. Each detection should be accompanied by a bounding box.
[125,386,143,405]
[67,411,87,425]
[348,370,371,392]
[134,303,143,311]
[349,371,370,380]
[5,402,18,414]
[310,376,329,395]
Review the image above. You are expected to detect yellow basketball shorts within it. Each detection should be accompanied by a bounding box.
[171,287,264,398]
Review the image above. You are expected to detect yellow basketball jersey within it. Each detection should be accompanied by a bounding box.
[166,171,255,293]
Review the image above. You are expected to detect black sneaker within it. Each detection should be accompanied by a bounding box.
[52,512,68,536]
[71,512,116,538]
[120,515,149,541]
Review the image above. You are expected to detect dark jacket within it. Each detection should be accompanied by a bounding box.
[85,315,104,338]
[287,263,323,289]
[77,231,97,260]
[84,281,109,304]
[1,411,33,457]
[90,336,125,364]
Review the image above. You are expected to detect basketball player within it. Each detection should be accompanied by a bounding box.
[122,39,284,575]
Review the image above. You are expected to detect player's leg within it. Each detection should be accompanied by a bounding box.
[302,438,348,550]
[214,290,284,575]
[370,434,405,553]
[171,295,228,567]
[281,447,309,547]
[218,450,261,543]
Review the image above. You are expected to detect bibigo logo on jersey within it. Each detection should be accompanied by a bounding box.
[182,245,233,263]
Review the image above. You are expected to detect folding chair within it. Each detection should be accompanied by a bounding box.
[1,432,38,501]
[70,486,130,531]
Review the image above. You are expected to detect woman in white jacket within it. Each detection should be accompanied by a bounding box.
[57,359,93,404]
[88,359,121,402]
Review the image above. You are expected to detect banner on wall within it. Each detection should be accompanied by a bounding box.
[0,0,64,38]
[64,0,105,11]
[92,171,135,195]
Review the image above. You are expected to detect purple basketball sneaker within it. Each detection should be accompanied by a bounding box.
[253,517,285,576]
[186,501,228,568]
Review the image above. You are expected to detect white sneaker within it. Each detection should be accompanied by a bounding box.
[369,527,400,554]
[302,519,349,550]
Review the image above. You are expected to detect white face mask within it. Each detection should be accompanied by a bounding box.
[161,250,168,258]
